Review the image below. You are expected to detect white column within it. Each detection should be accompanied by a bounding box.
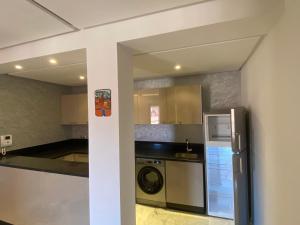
[87,42,135,225]
[117,44,135,225]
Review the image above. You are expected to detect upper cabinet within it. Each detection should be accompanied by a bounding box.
[134,85,202,125]
[174,85,202,124]
[61,94,88,125]
[134,88,168,124]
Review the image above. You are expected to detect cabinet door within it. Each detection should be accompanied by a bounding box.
[133,85,202,124]
[166,161,204,208]
[136,89,167,124]
[61,94,88,125]
[175,85,202,124]
[165,87,176,124]
[77,94,88,124]
[133,92,140,124]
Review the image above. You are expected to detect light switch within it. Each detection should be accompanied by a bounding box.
[0,135,12,147]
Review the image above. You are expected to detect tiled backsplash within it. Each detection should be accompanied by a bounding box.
[71,125,88,139]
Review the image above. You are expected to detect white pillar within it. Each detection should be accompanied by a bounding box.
[117,44,136,225]
[87,42,135,225]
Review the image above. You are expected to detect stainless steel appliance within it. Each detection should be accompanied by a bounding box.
[136,158,166,207]
[204,108,249,225]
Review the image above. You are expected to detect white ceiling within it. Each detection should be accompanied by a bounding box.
[0,49,87,86]
[0,36,260,85]
[0,0,207,49]
[133,36,260,79]
[0,0,74,49]
[35,0,207,28]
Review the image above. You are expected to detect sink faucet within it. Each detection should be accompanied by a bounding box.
[185,139,193,152]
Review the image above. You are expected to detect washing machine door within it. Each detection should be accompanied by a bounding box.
[138,166,164,195]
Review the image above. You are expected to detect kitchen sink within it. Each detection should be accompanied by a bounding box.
[175,152,199,159]
[57,153,88,163]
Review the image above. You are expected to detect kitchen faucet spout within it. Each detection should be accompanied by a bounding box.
[185,139,193,152]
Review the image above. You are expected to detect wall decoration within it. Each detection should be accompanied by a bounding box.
[95,89,111,117]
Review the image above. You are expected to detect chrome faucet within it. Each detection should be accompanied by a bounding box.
[185,139,193,152]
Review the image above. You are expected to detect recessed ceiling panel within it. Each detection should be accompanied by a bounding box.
[0,49,87,86]
[35,0,207,28]
[0,0,75,49]
[133,37,260,79]
[9,63,87,86]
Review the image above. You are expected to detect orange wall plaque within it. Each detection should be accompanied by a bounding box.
[95,89,111,117]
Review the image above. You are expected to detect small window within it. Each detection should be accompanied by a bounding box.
[150,106,160,124]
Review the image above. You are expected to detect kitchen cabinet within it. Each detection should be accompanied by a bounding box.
[134,91,140,124]
[61,94,88,125]
[135,88,168,124]
[134,85,202,124]
[173,85,202,124]
[166,161,204,212]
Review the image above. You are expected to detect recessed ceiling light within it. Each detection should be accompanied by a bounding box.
[174,64,181,70]
[49,58,57,65]
[79,75,85,80]
[15,65,23,70]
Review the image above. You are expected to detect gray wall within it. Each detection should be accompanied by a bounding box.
[0,74,71,150]
[134,71,241,143]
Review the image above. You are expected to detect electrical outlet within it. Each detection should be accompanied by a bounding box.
[0,135,12,147]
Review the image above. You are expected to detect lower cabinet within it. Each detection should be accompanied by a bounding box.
[166,161,205,213]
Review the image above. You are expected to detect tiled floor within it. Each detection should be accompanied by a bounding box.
[136,204,234,225]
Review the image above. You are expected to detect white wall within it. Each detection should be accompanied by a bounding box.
[0,167,89,225]
[0,1,284,224]
[241,1,300,224]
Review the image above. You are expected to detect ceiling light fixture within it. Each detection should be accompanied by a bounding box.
[49,58,57,65]
[79,75,85,80]
[15,65,23,70]
[174,64,181,70]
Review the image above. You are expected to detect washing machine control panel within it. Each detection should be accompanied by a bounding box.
[136,158,165,166]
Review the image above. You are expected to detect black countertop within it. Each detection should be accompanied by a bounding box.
[0,140,204,178]
[0,155,88,178]
[0,139,88,178]
[135,141,204,163]
[0,220,13,225]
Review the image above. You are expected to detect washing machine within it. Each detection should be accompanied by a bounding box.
[136,158,166,207]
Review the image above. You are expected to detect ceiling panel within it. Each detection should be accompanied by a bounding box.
[35,0,207,28]
[0,0,75,49]
[133,37,260,79]
[0,49,87,86]
[9,63,87,86]
[0,37,260,85]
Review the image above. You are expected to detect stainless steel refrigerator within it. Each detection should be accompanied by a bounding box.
[204,108,249,225]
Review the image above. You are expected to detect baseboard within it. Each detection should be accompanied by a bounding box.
[166,202,206,214]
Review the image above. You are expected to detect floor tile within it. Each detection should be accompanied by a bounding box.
[136,204,234,225]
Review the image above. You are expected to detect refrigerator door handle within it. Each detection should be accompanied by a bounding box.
[240,157,243,174]
[238,133,241,151]
[234,133,241,151]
